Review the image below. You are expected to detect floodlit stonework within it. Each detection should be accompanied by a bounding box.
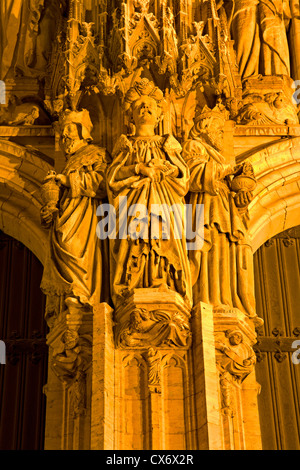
[0,0,300,450]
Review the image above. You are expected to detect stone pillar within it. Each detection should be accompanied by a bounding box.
[191,302,223,450]
[44,298,93,450]
[112,288,194,450]
[90,302,115,450]
[214,307,262,450]
[190,303,263,450]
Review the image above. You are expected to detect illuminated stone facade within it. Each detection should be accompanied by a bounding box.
[0,0,300,450]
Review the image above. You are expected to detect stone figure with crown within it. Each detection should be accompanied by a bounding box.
[106,78,192,348]
[182,102,260,323]
[40,109,111,322]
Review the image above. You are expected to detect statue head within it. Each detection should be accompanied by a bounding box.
[189,103,229,151]
[225,329,243,346]
[61,329,79,350]
[31,106,40,120]
[57,109,93,156]
[124,78,166,135]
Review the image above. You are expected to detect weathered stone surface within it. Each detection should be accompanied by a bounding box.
[1,0,300,451]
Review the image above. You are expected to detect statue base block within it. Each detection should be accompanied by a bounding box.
[114,288,192,349]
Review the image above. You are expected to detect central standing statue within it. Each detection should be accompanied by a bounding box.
[106,78,192,313]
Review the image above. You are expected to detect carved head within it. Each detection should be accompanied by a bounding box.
[124,78,166,132]
[225,329,243,346]
[31,106,40,120]
[57,109,93,156]
[190,103,229,151]
[61,329,79,350]
[273,92,285,109]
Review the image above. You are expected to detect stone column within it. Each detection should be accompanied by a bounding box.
[44,298,93,450]
[191,302,223,450]
[214,307,262,450]
[112,288,194,450]
[90,302,115,450]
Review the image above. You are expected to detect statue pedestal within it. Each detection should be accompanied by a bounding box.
[114,288,192,349]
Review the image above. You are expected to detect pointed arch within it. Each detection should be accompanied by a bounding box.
[244,137,300,252]
[0,140,53,264]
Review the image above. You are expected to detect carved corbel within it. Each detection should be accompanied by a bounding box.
[116,306,191,349]
[215,328,256,418]
[51,329,92,385]
[215,329,256,385]
[51,327,92,418]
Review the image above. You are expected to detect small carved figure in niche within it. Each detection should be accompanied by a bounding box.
[216,329,256,382]
[7,105,40,126]
[40,109,111,318]
[145,347,161,393]
[106,78,192,310]
[182,103,260,320]
[117,307,191,348]
[52,329,81,382]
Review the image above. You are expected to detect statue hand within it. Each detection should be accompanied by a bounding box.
[148,160,178,178]
[139,163,162,182]
[55,174,70,187]
[41,205,54,225]
[219,164,235,179]
[234,190,253,208]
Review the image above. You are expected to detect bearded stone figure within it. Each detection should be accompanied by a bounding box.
[40,109,111,318]
[182,104,258,321]
[106,78,192,311]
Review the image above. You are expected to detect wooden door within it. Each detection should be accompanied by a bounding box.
[0,230,48,450]
[254,226,300,450]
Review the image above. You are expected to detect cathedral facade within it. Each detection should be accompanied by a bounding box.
[0,0,299,450]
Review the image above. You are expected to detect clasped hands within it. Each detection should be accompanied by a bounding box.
[136,159,178,182]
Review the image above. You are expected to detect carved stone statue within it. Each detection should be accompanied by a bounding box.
[222,0,261,79]
[258,0,291,77]
[40,109,111,318]
[182,103,258,320]
[226,0,292,79]
[0,0,66,79]
[106,78,192,311]
[0,0,24,79]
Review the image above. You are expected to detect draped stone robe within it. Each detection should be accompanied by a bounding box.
[106,134,192,309]
[41,144,110,308]
[182,138,256,318]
